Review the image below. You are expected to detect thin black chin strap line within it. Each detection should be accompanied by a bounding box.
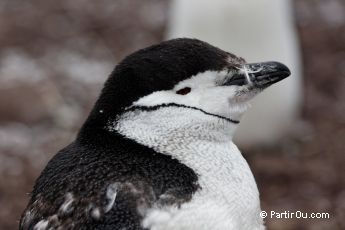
[123,103,240,124]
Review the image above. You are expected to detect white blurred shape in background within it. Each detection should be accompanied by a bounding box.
[167,0,303,148]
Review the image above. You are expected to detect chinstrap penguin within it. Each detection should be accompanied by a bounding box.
[20,38,290,230]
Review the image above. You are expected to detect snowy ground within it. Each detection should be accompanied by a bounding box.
[0,0,344,229]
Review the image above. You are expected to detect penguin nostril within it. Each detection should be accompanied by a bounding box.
[176,87,191,95]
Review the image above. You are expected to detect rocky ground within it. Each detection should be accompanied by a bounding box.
[0,0,344,229]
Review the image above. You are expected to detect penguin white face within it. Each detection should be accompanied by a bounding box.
[131,61,290,122]
[132,70,246,121]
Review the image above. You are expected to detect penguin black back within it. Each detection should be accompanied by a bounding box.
[21,136,199,229]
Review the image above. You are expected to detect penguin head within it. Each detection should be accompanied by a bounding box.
[81,38,290,137]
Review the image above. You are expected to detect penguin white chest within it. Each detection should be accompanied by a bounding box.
[142,141,264,230]
[111,107,265,230]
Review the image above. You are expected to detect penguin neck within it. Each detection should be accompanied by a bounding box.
[108,105,260,197]
[109,105,238,147]
[107,105,244,178]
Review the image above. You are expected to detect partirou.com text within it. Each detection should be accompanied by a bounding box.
[260,210,330,219]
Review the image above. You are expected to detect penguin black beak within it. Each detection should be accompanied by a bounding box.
[224,61,291,88]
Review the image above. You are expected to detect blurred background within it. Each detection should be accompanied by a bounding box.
[0,0,344,229]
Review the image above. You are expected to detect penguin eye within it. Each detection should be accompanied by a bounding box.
[176,87,191,95]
